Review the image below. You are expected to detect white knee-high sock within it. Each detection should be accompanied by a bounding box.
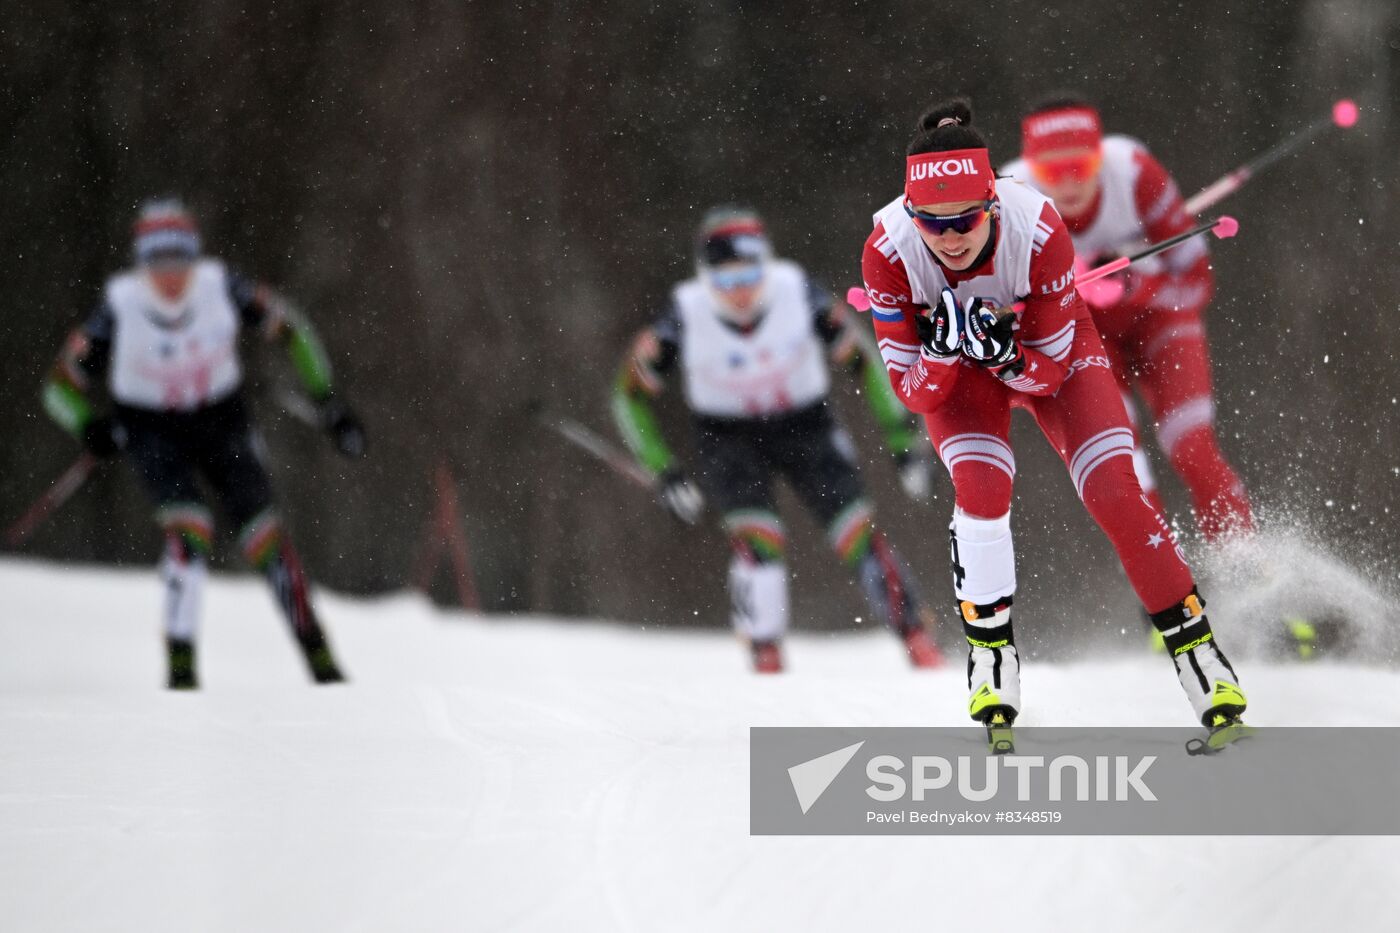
[729,558,789,642]
[950,509,1016,605]
[160,550,207,643]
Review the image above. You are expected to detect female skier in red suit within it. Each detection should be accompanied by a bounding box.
[860,98,1247,742]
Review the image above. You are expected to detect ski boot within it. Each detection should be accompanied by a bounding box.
[1150,590,1250,752]
[295,627,345,684]
[1285,617,1317,660]
[1187,678,1254,755]
[166,637,198,690]
[1183,679,1253,755]
[962,599,1020,754]
[305,644,345,684]
[1269,615,1348,661]
[751,639,784,674]
[971,685,1018,755]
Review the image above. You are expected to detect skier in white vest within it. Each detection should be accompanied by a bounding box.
[612,206,943,673]
[42,198,365,689]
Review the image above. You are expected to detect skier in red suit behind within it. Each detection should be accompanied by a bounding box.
[1002,96,1252,542]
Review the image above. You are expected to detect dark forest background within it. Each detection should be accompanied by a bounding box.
[2,0,1397,647]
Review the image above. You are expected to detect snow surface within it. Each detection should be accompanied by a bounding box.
[2,558,1399,932]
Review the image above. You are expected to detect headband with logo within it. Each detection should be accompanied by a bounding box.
[1021,106,1102,160]
[697,220,770,266]
[133,212,201,264]
[905,148,996,206]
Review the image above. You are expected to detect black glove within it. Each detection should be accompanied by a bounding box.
[318,396,366,459]
[656,467,704,526]
[914,287,964,358]
[81,416,125,459]
[960,296,1025,379]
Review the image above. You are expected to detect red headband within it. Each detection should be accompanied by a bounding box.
[905,149,995,206]
[704,220,765,239]
[1021,106,1102,159]
[133,216,197,236]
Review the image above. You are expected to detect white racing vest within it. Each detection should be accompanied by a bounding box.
[873,177,1054,312]
[1003,136,1169,275]
[106,259,243,411]
[675,259,830,418]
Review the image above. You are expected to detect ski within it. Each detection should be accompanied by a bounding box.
[165,637,198,691]
[1185,717,1255,756]
[985,710,1015,755]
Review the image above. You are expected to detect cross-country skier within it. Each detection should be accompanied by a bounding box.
[860,99,1247,747]
[1002,96,1326,659]
[41,198,366,689]
[1000,96,1252,542]
[612,206,942,673]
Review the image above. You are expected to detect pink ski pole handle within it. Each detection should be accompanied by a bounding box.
[845,216,1238,315]
[1332,98,1359,128]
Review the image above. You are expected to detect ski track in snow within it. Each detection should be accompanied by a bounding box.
[2,558,1399,932]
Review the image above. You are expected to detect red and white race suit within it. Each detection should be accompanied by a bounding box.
[1003,137,1252,540]
[861,177,1194,614]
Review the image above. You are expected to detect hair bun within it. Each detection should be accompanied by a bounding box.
[918,97,974,132]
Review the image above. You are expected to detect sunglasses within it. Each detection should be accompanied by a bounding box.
[142,253,196,272]
[903,200,995,236]
[1029,151,1103,186]
[709,263,764,291]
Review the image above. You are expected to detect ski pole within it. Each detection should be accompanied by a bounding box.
[1184,98,1359,215]
[1078,214,1239,286]
[844,215,1239,314]
[4,451,99,547]
[537,412,657,490]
